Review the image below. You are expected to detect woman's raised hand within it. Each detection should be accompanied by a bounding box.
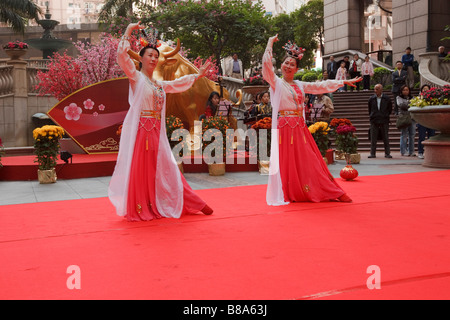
[269,34,279,45]
[197,60,213,79]
[126,21,145,35]
[344,76,363,88]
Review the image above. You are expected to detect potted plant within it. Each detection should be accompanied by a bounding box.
[251,117,271,174]
[335,124,360,164]
[201,116,230,175]
[308,121,331,164]
[3,40,28,60]
[409,85,450,168]
[166,115,186,173]
[33,125,64,183]
[329,118,353,160]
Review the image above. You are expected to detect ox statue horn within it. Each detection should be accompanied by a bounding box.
[162,38,181,58]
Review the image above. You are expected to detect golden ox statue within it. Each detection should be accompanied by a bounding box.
[127,39,241,129]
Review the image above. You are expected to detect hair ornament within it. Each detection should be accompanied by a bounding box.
[283,41,305,60]
[140,27,161,49]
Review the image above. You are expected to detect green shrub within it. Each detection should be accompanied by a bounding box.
[371,67,392,87]
[302,72,318,82]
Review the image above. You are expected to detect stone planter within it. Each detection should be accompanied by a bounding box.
[410,105,450,168]
[37,168,57,184]
[242,85,270,98]
[4,48,28,60]
[208,163,225,176]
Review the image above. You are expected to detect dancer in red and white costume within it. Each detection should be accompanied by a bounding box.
[108,22,213,221]
[262,35,361,206]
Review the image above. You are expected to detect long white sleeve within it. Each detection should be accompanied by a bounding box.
[161,74,197,94]
[117,38,139,86]
[262,38,277,89]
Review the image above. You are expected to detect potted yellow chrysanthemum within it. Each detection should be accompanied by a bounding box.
[202,116,230,176]
[33,125,65,183]
[308,121,331,164]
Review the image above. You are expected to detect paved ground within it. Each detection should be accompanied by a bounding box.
[0,151,445,206]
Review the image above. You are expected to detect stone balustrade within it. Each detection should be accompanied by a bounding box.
[419,52,450,88]
[0,56,57,148]
[27,67,42,94]
[218,76,253,117]
[0,65,14,96]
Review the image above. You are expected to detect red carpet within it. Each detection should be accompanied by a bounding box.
[1,171,450,300]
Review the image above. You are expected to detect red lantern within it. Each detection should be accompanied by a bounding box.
[340,165,358,181]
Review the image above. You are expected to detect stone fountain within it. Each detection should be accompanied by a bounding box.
[27,5,72,59]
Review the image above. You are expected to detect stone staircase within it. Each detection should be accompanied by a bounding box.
[329,90,419,152]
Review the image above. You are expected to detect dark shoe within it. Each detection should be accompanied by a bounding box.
[409,153,416,157]
[368,155,376,158]
[201,204,213,215]
[385,154,392,158]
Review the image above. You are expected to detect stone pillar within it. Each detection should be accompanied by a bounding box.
[392,0,429,63]
[324,0,363,55]
[7,57,29,147]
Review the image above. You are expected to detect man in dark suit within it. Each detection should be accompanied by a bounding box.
[326,56,338,80]
[391,61,408,114]
[368,84,393,158]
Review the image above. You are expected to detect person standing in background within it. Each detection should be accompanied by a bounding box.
[401,47,415,89]
[337,56,350,91]
[368,84,393,159]
[391,61,408,115]
[226,53,243,79]
[361,56,374,91]
[326,56,338,80]
[349,54,362,91]
[417,84,436,159]
[396,85,416,157]
[438,46,447,58]
[335,61,347,92]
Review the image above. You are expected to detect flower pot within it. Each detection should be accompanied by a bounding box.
[208,163,225,176]
[326,149,334,164]
[4,48,27,60]
[37,168,57,184]
[346,153,361,164]
[335,150,346,160]
[257,160,270,174]
[340,165,358,181]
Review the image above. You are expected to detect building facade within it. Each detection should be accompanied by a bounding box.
[323,0,450,67]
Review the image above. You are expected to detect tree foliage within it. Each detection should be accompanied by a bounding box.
[139,0,270,73]
[98,0,140,24]
[292,0,324,57]
[266,0,323,69]
[0,0,41,33]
